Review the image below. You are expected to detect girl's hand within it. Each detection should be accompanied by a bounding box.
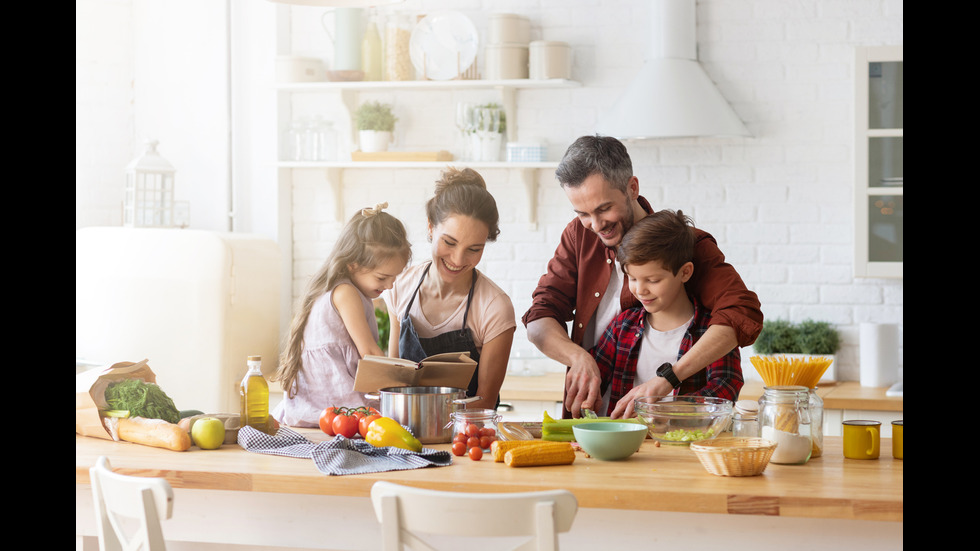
[609,378,672,419]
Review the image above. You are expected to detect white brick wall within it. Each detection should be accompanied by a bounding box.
[77,0,903,382]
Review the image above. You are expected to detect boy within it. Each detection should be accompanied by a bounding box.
[591,210,744,418]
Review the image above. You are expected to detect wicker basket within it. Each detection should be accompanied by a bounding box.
[690,437,777,477]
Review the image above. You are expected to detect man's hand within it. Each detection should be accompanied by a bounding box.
[564,355,601,418]
[608,377,672,419]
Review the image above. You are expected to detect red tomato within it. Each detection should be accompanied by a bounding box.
[465,423,481,438]
[451,442,467,456]
[359,414,381,438]
[479,426,496,438]
[332,413,359,438]
[453,432,469,444]
[468,446,483,460]
[319,407,340,436]
[466,436,481,450]
[479,435,492,449]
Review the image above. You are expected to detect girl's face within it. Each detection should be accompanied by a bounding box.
[349,255,408,299]
[625,260,693,316]
[429,214,490,285]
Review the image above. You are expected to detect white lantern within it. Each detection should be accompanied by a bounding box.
[124,140,176,227]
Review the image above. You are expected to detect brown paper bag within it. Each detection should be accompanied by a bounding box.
[75,359,158,440]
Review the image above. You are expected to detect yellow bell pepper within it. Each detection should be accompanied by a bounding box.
[364,416,422,452]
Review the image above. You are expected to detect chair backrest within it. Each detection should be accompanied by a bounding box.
[89,456,174,551]
[370,481,578,551]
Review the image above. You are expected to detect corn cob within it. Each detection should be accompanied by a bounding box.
[504,441,576,467]
[490,440,573,462]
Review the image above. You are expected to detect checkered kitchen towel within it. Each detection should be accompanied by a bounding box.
[237,426,452,475]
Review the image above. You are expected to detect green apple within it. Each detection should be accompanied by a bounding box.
[191,417,226,450]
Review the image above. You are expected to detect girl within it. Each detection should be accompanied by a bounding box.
[272,202,411,427]
[384,168,516,410]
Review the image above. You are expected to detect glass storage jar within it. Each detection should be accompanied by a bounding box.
[732,399,760,438]
[450,408,500,450]
[808,388,824,458]
[759,385,812,465]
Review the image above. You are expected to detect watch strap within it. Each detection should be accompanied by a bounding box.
[657,362,681,388]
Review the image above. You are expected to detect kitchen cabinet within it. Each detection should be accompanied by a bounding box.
[854,46,903,278]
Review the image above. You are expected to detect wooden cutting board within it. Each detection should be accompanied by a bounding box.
[351,150,453,162]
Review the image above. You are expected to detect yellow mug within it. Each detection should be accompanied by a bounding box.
[842,420,880,459]
[891,420,903,459]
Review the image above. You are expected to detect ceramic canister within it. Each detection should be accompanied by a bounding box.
[529,41,572,79]
[485,44,529,80]
[488,13,530,45]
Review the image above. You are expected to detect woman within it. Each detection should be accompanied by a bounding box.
[384,167,516,410]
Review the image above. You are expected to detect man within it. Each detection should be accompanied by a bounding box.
[522,135,763,418]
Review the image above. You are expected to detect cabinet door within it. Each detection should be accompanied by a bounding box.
[854,46,903,278]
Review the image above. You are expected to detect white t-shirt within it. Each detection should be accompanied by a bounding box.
[635,315,694,385]
[383,263,517,352]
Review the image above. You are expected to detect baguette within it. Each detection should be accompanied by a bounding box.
[117,416,192,451]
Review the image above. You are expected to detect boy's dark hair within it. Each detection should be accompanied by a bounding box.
[617,209,695,275]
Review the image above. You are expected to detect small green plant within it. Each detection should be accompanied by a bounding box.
[355,101,397,132]
[473,102,506,134]
[754,319,840,355]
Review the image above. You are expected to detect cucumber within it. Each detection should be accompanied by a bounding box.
[179,409,205,419]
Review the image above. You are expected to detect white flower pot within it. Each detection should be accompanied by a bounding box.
[359,130,392,153]
[469,131,502,161]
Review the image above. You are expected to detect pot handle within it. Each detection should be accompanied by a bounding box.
[363,393,379,401]
[453,396,481,406]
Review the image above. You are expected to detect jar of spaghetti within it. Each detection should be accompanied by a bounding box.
[759,386,812,464]
[808,388,824,458]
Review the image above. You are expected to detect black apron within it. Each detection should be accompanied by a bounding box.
[398,263,498,407]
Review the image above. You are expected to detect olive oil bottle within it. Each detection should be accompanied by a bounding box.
[240,355,270,433]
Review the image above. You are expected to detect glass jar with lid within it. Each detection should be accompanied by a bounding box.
[808,388,824,458]
[732,399,760,438]
[759,385,812,465]
[450,408,500,450]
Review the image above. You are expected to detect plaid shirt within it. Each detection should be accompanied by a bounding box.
[591,298,743,414]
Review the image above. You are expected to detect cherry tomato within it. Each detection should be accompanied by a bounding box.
[465,423,481,438]
[479,435,492,449]
[332,413,359,438]
[468,446,483,461]
[479,426,496,438]
[359,414,382,438]
[451,441,467,456]
[466,436,481,450]
[453,432,469,444]
[319,407,340,436]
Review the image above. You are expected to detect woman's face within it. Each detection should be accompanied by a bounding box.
[429,214,490,285]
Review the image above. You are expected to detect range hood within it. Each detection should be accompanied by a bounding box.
[596,0,750,140]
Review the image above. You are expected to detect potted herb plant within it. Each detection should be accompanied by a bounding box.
[354,101,397,153]
[752,319,841,382]
[469,102,505,161]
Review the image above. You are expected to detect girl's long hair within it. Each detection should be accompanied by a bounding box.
[274,203,411,398]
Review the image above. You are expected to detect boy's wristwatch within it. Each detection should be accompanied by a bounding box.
[657,362,681,388]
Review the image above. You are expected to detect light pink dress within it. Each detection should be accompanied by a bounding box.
[272,280,378,427]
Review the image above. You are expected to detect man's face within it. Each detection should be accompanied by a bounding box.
[563,173,639,248]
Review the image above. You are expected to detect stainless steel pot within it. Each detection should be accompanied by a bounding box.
[366,386,480,444]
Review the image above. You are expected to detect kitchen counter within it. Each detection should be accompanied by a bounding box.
[500,372,903,412]
[76,430,902,550]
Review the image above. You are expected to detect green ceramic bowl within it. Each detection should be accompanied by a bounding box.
[572,422,648,461]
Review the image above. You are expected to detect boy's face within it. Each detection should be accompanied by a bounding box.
[625,260,694,316]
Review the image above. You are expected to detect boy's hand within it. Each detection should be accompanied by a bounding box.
[609,378,673,419]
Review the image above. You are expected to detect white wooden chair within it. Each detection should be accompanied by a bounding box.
[370,480,578,551]
[89,455,174,551]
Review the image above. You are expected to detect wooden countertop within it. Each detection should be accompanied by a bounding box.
[75,430,902,522]
[499,373,903,412]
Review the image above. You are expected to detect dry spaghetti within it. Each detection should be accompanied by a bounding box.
[749,355,833,388]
